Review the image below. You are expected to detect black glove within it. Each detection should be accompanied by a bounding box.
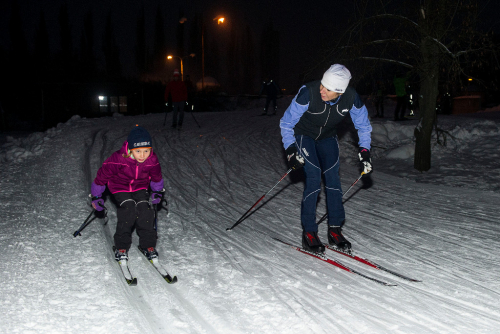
[358,148,373,174]
[286,145,305,170]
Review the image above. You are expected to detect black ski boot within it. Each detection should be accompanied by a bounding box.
[302,231,325,253]
[327,226,352,251]
[114,248,128,262]
[140,247,159,261]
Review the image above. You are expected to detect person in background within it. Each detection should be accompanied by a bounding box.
[280,64,373,253]
[393,72,409,121]
[374,80,386,118]
[90,125,164,263]
[259,77,280,116]
[164,69,188,130]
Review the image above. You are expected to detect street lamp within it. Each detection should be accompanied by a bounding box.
[167,54,195,81]
[202,16,225,90]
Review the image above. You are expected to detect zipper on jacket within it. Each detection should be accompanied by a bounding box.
[315,106,331,140]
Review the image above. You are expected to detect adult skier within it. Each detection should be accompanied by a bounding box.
[164,69,188,130]
[279,64,373,253]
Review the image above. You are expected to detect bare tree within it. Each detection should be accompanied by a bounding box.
[319,0,497,171]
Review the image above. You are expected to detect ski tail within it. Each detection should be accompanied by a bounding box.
[272,237,396,286]
[324,244,421,282]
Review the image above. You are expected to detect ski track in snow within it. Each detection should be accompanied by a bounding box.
[0,109,500,333]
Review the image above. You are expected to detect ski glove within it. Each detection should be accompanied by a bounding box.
[90,182,106,211]
[151,191,164,205]
[150,179,165,205]
[92,197,105,211]
[286,145,305,170]
[358,148,373,174]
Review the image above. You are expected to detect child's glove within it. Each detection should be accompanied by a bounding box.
[92,197,105,211]
[90,182,106,211]
[151,191,163,205]
[150,179,165,205]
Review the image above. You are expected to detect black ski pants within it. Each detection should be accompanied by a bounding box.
[113,190,156,251]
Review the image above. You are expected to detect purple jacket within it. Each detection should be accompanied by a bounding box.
[93,141,163,194]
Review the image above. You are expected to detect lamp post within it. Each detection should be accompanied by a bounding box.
[202,16,225,90]
[167,54,195,81]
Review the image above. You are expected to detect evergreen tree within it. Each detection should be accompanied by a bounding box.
[103,12,121,79]
[242,25,256,94]
[260,20,280,83]
[135,5,147,73]
[34,10,50,82]
[8,0,30,83]
[176,9,186,58]
[58,2,73,81]
[79,9,97,80]
[152,6,166,72]
[226,25,239,93]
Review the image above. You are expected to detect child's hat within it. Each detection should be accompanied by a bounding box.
[127,125,152,149]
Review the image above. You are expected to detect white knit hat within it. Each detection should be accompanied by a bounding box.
[321,64,352,93]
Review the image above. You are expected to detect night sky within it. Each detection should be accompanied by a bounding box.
[1,0,498,92]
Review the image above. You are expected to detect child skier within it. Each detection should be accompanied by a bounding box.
[90,125,164,262]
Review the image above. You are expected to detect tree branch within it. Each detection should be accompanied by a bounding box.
[357,57,413,68]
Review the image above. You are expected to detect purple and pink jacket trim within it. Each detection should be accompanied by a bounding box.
[93,141,163,194]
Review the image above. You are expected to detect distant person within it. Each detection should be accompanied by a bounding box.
[164,69,188,130]
[280,64,373,253]
[90,125,165,264]
[374,80,386,118]
[259,77,280,115]
[393,72,409,121]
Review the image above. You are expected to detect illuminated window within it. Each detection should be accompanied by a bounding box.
[119,96,127,113]
[99,96,108,113]
[110,96,119,113]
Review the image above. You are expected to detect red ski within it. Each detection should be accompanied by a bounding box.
[324,244,421,282]
[272,238,396,286]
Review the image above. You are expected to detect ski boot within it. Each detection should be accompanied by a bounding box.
[302,231,325,254]
[114,248,128,262]
[140,247,159,261]
[327,226,352,252]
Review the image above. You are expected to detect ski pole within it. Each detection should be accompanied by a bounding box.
[163,103,169,126]
[226,169,292,231]
[317,172,365,226]
[190,105,201,128]
[73,209,96,237]
[154,203,158,232]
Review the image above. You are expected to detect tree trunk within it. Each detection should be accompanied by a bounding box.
[414,37,439,172]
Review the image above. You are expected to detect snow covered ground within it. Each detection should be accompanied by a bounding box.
[1,100,500,334]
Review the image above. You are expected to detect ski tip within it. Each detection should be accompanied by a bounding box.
[165,275,178,284]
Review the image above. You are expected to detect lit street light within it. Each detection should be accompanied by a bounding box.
[202,16,225,90]
[167,54,196,81]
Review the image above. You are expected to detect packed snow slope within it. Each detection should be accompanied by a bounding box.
[1,106,500,334]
